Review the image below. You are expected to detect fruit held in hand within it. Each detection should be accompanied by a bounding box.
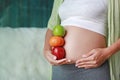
[49,36,65,47]
[52,47,66,60]
[53,25,65,37]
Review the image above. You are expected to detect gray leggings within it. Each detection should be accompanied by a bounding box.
[52,61,111,80]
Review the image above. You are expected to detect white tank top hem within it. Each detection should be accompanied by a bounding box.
[61,16,107,36]
[59,0,108,37]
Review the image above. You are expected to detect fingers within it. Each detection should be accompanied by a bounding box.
[46,50,57,60]
[52,58,71,66]
[77,64,97,69]
[76,54,96,64]
[45,50,71,66]
[75,49,102,69]
[76,50,96,63]
[76,61,103,69]
[75,54,99,69]
[76,60,98,68]
[82,50,94,58]
[75,56,105,69]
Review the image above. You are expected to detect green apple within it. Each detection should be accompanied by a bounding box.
[53,25,65,37]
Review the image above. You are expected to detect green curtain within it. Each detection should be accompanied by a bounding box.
[0,0,53,28]
[108,0,120,80]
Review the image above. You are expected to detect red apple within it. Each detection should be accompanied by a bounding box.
[52,47,66,60]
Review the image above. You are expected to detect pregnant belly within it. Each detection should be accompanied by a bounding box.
[63,26,106,63]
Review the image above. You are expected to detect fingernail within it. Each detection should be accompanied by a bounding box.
[82,55,86,57]
[76,61,78,64]
[75,64,78,67]
[68,60,71,62]
[78,66,81,68]
[53,56,57,60]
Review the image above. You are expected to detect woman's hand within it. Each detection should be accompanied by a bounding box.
[44,50,71,66]
[75,48,112,69]
[43,29,71,66]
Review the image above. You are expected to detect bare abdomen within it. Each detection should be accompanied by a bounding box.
[63,26,106,63]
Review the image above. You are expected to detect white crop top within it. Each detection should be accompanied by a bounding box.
[58,0,108,36]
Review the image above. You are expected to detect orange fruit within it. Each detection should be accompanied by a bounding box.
[49,36,65,47]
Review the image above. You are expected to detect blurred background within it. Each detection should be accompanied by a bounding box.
[0,0,53,80]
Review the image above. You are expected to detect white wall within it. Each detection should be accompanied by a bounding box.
[0,28,51,80]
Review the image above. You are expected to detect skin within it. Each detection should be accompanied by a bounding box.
[76,39,120,69]
[63,26,106,63]
[43,29,71,66]
[44,26,106,65]
[44,27,120,68]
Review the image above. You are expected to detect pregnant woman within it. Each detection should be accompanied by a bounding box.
[44,0,120,80]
